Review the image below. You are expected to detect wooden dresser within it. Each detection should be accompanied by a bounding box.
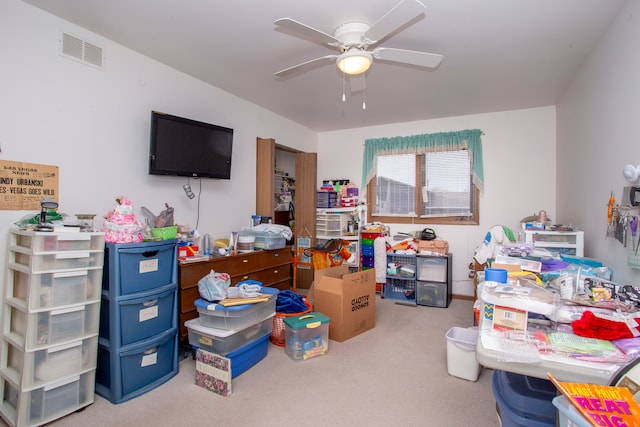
[177,247,292,340]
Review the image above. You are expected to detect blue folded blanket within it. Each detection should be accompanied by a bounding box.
[275,290,308,313]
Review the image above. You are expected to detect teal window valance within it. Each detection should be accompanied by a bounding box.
[361,129,484,199]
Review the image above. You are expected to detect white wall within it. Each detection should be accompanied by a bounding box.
[318,106,557,296]
[557,0,640,284]
[0,1,316,284]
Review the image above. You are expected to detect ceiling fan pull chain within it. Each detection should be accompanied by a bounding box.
[362,80,367,110]
[342,73,346,102]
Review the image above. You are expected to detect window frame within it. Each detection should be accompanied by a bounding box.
[366,151,480,226]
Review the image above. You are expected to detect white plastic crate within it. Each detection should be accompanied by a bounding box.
[12,230,105,253]
[0,371,94,427]
[1,336,98,390]
[7,265,102,310]
[4,302,99,351]
[186,312,274,355]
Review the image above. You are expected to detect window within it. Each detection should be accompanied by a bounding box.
[362,129,483,226]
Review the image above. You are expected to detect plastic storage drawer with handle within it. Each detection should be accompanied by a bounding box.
[102,240,178,298]
[100,286,177,347]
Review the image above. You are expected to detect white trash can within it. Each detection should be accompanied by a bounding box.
[446,326,481,381]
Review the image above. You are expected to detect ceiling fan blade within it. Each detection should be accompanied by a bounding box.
[364,0,426,45]
[373,47,442,68]
[274,55,337,77]
[349,75,366,93]
[274,18,341,47]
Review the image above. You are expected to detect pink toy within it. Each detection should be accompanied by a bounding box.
[101,196,144,243]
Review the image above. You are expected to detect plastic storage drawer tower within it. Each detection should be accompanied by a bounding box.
[0,229,106,427]
[95,240,179,404]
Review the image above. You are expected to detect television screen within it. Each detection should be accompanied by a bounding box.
[149,111,233,179]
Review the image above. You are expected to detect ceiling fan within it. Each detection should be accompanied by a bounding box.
[273,0,443,91]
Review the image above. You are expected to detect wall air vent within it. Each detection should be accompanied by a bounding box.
[59,32,105,70]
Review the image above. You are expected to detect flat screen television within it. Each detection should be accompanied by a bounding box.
[149,111,233,179]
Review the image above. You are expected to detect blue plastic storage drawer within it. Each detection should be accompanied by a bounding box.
[492,370,557,427]
[120,331,177,395]
[100,287,177,346]
[103,241,177,296]
[96,329,178,403]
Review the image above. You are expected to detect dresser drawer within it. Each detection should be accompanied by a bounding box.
[231,265,291,286]
[180,287,201,312]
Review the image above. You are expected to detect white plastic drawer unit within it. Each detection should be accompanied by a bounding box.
[523,230,584,257]
[2,336,98,390]
[0,371,94,427]
[4,302,99,351]
[416,256,448,282]
[7,265,102,311]
[10,247,104,273]
[11,230,105,253]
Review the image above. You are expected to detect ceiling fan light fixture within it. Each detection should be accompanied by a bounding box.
[336,50,372,75]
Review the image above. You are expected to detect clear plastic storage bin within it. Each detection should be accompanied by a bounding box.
[186,313,274,355]
[13,231,105,253]
[416,256,447,282]
[0,371,94,427]
[5,302,99,350]
[2,336,98,390]
[12,249,104,273]
[8,265,102,310]
[195,287,278,331]
[283,312,330,361]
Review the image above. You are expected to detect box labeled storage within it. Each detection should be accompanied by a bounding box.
[186,312,274,355]
[310,265,376,342]
[445,327,481,381]
[283,312,330,361]
[195,286,278,331]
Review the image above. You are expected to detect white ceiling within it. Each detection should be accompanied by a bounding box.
[23,0,626,132]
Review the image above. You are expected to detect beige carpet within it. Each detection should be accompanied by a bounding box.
[43,297,498,427]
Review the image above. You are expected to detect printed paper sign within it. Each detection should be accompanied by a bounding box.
[0,160,59,210]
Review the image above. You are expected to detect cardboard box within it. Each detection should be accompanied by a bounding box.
[310,265,376,342]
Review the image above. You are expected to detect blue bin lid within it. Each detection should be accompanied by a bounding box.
[492,370,556,425]
[195,285,278,312]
